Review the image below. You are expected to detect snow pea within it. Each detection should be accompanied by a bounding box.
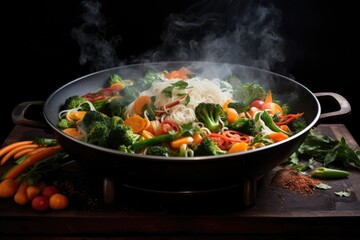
[311,167,349,179]
[258,111,292,136]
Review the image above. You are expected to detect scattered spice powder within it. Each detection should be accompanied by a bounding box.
[271,168,321,195]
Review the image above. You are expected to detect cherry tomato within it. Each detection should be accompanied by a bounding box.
[41,185,60,198]
[49,193,69,210]
[31,195,49,212]
[250,99,264,109]
[205,133,232,150]
[160,120,180,134]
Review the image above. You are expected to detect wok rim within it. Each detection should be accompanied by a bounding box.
[43,61,321,162]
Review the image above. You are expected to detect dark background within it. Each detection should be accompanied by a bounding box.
[2,0,359,144]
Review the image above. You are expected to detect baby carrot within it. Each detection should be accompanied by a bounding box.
[0,141,33,158]
[14,181,29,205]
[1,144,40,166]
[26,184,41,201]
[0,179,19,198]
[3,145,63,180]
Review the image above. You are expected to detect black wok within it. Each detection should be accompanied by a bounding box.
[12,61,351,206]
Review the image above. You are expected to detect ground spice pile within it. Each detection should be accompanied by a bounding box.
[271,168,321,195]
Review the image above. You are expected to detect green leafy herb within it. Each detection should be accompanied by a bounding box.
[161,81,188,97]
[291,129,360,170]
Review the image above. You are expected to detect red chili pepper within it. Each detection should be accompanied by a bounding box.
[160,120,180,134]
[83,87,119,102]
[275,113,304,126]
[222,130,251,144]
[205,133,232,150]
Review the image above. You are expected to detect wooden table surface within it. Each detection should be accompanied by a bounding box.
[1,124,359,239]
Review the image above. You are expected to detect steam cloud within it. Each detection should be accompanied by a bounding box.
[71,0,121,72]
[72,0,286,74]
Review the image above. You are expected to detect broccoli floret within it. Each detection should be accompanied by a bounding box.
[111,116,124,125]
[288,116,307,134]
[195,102,227,132]
[118,145,135,153]
[63,95,90,110]
[100,96,128,118]
[106,74,123,87]
[193,137,227,156]
[281,103,291,115]
[91,98,112,111]
[223,75,241,87]
[138,69,163,91]
[79,111,111,133]
[57,119,77,129]
[146,145,169,157]
[234,83,266,106]
[107,123,140,150]
[86,121,110,147]
[226,117,256,136]
[228,101,249,113]
[120,85,140,105]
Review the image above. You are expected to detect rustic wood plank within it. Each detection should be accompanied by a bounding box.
[1,124,359,237]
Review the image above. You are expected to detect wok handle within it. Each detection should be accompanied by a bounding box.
[11,101,49,128]
[315,92,352,120]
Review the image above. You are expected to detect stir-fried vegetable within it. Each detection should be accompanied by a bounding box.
[57,66,309,157]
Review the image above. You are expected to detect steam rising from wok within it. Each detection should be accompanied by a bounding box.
[71,0,286,76]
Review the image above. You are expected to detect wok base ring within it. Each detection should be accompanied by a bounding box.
[102,178,258,208]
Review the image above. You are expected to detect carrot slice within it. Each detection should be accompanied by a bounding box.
[269,132,289,142]
[170,136,194,149]
[3,145,63,180]
[66,111,87,121]
[222,99,233,109]
[124,115,148,134]
[192,132,203,145]
[109,82,125,92]
[264,90,273,103]
[141,130,155,139]
[1,144,40,165]
[0,141,33,158]
[163,67,192,80]
[228,142,248,154]
[133,96,152,115]
[63,128,83,139]
[225,107,238,123]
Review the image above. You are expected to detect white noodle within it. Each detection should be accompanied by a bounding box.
[125,76,233,126]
